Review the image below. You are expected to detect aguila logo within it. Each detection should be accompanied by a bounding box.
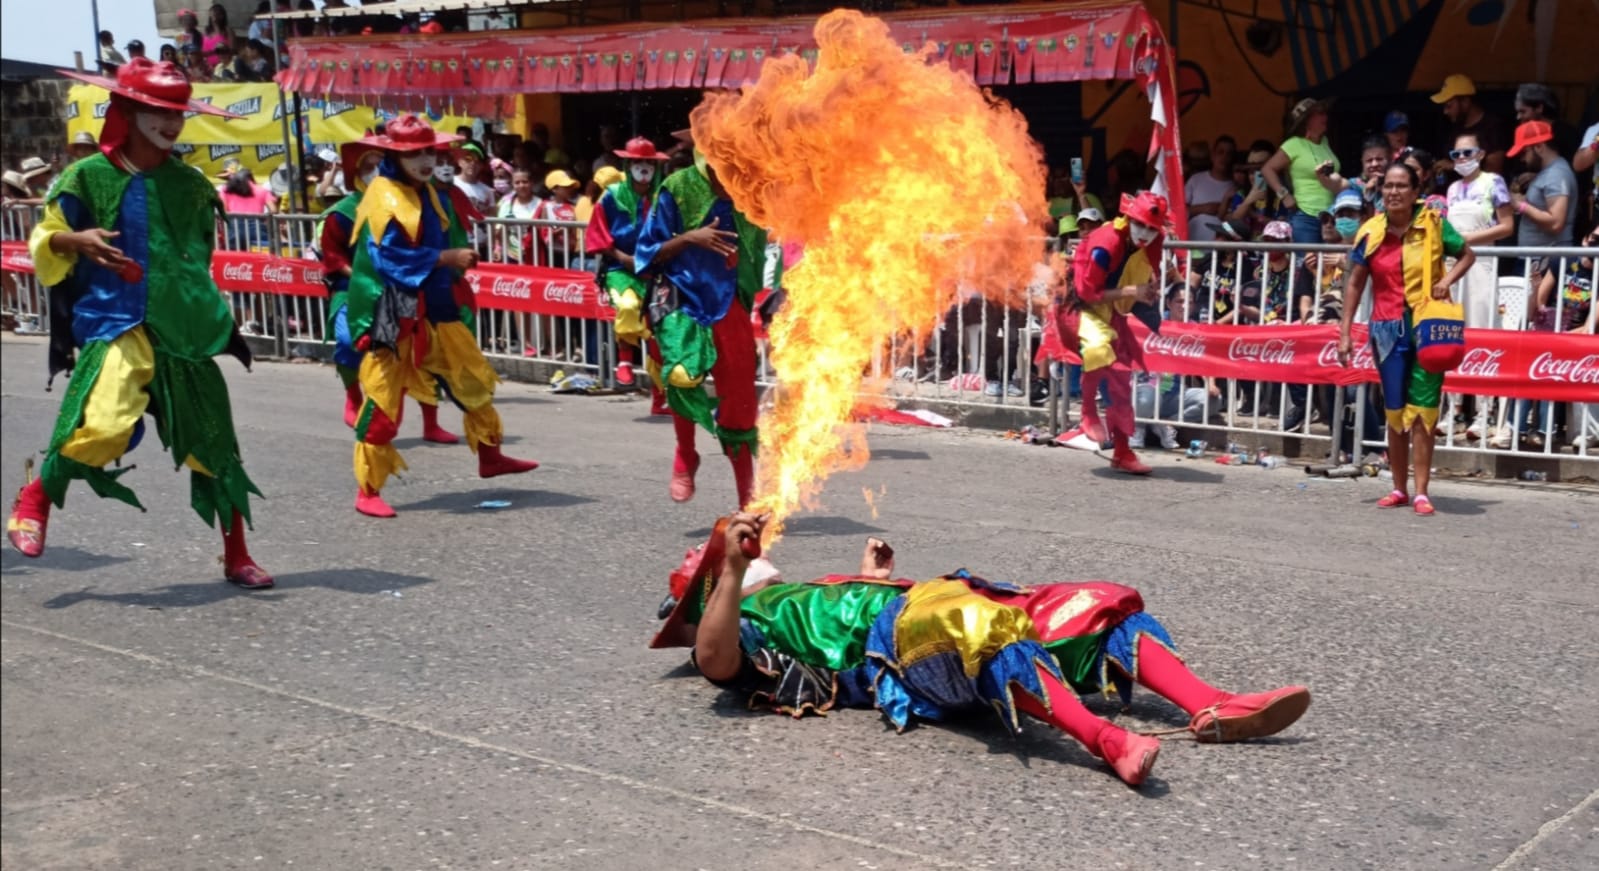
[1528,352,1599,385]
[1227,337,1296,364]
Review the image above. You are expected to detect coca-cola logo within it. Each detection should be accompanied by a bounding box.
[1528,352,1599,385]
[1455,347,1503,378]
[4,251,30,269]
[1227,337,1296,365]
[543,282,588,305]
[261,264,296,284]
[1316,341,1373,369]
[221,262,254,283]
[490,276,534,299]
[1143,332,1207,358]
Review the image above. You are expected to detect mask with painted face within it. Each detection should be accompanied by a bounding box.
[1128,222,1160,248]
[133,111,183,151]
[630,163,656,185]
[1334,217,1361,239]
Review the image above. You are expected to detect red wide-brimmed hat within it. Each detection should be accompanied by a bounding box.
[649,518,730,649]
[60,58,239,118]
[614,136,669,161]
[1120,190,1169,229]
[358,114,462,153]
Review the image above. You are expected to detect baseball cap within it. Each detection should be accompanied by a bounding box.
[1057,214,1079,235]
[1383,111,1409,133]
[1261,220,1293,241]
[1507,120,1554,157]
[1326,187,1364,216]
[316,147,338,164]
[544,169,579,190]
[1431,74,1475,104]
[126,39,145,53]
[1077,207,1105,223]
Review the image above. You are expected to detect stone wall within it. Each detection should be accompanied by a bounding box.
[2,78,71,171]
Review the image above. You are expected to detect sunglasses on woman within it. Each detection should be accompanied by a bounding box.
[1448,148,1482,160]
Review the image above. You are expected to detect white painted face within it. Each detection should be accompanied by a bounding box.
[358,153,382,188]
[133,109,185,151]
[429,161,454,184]
[1129,221,1160,248]
[630,162,656,184]
[397,153,437,183]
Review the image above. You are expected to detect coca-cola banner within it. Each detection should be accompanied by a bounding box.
[464,263,611,321]
[1,241,33,274]
[1131,321,1599,403]
[212,251,326,296]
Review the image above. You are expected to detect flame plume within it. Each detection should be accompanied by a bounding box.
[692,9,1047,536]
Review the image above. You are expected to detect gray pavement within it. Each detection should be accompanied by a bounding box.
[2,334,1596,871]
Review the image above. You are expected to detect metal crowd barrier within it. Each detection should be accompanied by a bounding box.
[8,202,1596,467]
[1,204,48,334]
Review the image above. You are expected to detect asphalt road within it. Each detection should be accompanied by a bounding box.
[2,335,1596,871]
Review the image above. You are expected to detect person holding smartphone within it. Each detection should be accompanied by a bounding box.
[1262,99,1350,243]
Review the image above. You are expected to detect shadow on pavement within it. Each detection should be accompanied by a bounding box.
[631,416,672,425]
[1089,464,1225,484]
[38,567,434,610]
[1,546,132,575]
[390,488,595,514]
[870,448,932,461]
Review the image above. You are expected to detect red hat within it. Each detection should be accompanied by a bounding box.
[60,58,239,117]
[340,138,383,191]
[1507,120,1554,157]
[649,518,730,649]
[1120,190,1169,230]
[358,114,462,153]
[614,136,669,161]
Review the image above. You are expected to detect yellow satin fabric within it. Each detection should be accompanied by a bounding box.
[892,579,1041,679]
[612,287,649,346]
[353,176,450,244]
[59,327,213,475]
[644,355,704,390]
[1386,404,1441,433]
[28,201,76,287]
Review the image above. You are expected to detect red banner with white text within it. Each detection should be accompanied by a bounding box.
[463,262,611,321]
[212,250,326,296]
[1130,321,1599,403]
[2,241,34,274]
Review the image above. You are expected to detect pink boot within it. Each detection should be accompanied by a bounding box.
[355,487,397,518]
[6,477,50,558]
[477,441,539,477]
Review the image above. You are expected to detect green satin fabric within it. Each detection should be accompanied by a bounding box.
[1046,632,1110,693]
[740,582,906,671]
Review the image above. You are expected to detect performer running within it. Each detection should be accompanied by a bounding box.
[1053,192,1169,474]
[634,151,770,508]
[585,136,668,402]
[319,139,459,443]
[6,59,272,588]
[653,513,1312,786]
[343,116,538,519]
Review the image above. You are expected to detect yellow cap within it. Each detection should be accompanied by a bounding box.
[1431,74,1475,104]
[545,169,579,190]
[592,166,625,190]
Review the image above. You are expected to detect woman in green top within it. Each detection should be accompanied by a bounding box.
[1262,98,1352,243]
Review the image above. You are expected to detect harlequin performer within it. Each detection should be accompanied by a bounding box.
[585,136,669,402]
[5,59,273,589]
[633,152,771,507]
[1053,191,1170,475]
[653,514,1311,787]
[343,116,539,519]
[318,139,459,443]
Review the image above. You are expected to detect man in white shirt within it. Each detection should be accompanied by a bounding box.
[452,142,495,216]
[1186,136,1238,240]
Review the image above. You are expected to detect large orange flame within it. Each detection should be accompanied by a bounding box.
[692,9,1047,537]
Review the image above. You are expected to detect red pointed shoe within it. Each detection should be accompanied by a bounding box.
[1098,729,1160,787]
[419,402,460,444]
[1190,686,1312,743]
[225,558,275,590]
[477,442,539,478]
[7,477,50,558]
[355,487,397,518]
[1110,436,1152,475]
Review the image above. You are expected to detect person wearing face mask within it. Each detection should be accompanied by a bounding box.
[342,116,540,518]
[587,137,671,389]
[318,141,459,445]
[1443,133,1514,442]
[9,59,274,589]
[634,140,774,507]
[1050,191,1168,474]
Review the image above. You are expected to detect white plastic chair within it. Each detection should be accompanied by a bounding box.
[1494,277,1531,435]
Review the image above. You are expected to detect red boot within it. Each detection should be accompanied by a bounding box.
[6,477,50,558]
[419,402,459,445]
[343,383,363,429]
[221,511,274,589]
[729,448,755,510]
[1095,728,1161,787]
[477,441,539,478]
[650,386,670,416]
[1189,687,1312,743]
[670,452,699,503]
[1109,433,1151,475]
[355,487,397,518]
